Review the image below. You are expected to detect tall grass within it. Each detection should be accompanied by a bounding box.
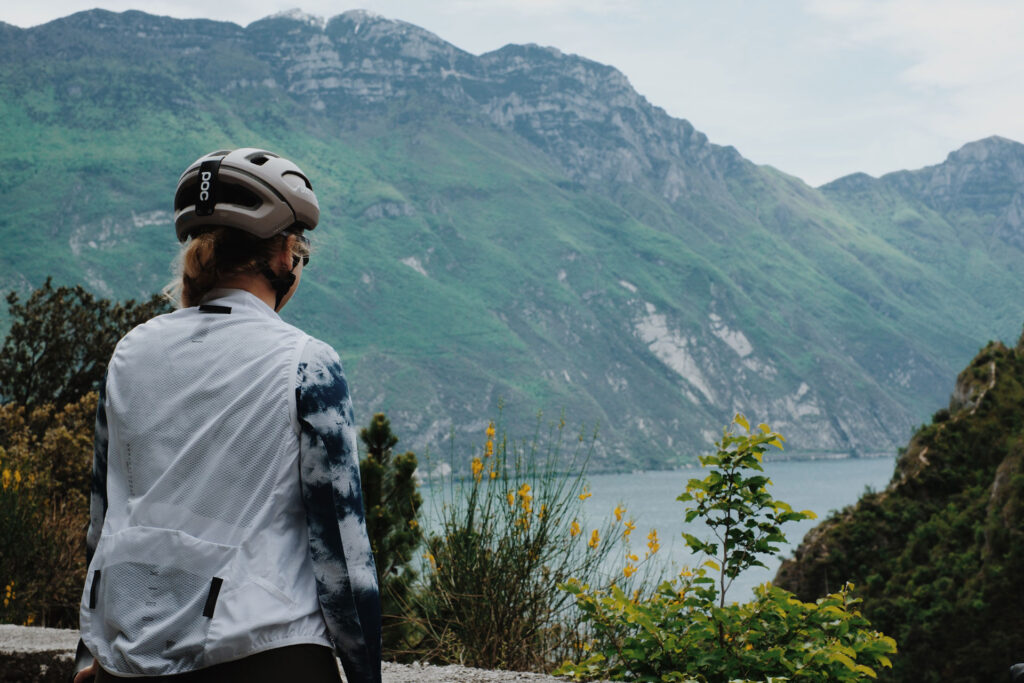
[406,414,653,671]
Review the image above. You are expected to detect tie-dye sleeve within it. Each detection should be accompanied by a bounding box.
[296,339,382,683]
[77,376,110,676]
[87,376,110,565]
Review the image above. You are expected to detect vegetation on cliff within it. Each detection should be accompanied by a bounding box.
[775,336,1024,682]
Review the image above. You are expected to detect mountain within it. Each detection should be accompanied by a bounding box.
[775,337,1024,682]
[2,9,1024,467]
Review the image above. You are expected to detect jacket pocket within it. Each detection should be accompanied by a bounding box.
[83,526,236,676]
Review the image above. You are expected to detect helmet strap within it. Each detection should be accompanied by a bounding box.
[196,159,222,217]
[260,264,296,311]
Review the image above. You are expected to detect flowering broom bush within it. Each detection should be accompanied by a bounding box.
[0,394,96,626]
[556,416,897,682]
[409,415,652,671]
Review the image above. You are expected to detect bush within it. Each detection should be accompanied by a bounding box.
[0,278,167,627]
[557,416,897,682]
[409,416,646,671]
[0,394,97,626]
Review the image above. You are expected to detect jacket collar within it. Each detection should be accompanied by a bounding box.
[198,288,281,320]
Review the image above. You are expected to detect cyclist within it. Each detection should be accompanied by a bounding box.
[73,148,380,683]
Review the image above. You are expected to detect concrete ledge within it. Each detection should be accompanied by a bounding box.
[0,625,79,682]
[0,625,596,682]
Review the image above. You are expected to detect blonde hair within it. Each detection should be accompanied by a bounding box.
[164,227,311,308]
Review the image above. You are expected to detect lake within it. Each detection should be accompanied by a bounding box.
[421,456,896,601]
[578,457,897,599]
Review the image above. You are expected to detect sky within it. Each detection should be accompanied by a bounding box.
[5,0,1023,187]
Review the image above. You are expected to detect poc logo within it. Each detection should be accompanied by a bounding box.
[199,171,213,202]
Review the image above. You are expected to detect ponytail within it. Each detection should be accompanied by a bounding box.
[164,228,292,308]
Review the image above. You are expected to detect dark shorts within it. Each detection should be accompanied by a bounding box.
[95,644,341,683]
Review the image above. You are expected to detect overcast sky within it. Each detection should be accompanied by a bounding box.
[5,0,1022,186]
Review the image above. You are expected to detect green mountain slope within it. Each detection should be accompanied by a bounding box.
[2,9,1024,467]
[775,338,1024,682]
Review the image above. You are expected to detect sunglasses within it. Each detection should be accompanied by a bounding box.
[292,233,310,267]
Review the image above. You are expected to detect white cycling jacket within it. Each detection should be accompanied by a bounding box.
[80,289,380,681]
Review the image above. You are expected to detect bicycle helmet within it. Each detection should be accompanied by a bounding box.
[174,148,319,242]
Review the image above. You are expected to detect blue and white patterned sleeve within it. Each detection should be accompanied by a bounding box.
[87,377,110,565]
[77,377,110,674]
[296,339,381,683]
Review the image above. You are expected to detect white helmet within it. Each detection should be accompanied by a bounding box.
[174,148,319,242]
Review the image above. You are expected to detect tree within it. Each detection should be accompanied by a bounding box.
[558,416,897,682]
[358,413,423,654]
[0,278,171,408]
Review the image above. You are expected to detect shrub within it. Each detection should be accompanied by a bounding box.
[557,416,897,682]
[0,394,97,626]
[409,416,645,671]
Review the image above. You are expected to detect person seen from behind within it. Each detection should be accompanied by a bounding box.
[72,148,381,682]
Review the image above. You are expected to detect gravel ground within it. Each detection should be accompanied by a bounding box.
[0,625,611,682]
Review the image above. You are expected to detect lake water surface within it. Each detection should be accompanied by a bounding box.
[421,456,896,601]
[578,457,897,599]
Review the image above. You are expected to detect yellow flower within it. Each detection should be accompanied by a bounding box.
[578,486,592,501]
[623,564,637,578]
[408,519,419,529]
[423,552,437,569]
[570,520,581,537]
[679,568,693,578]
[471,457,484,481]
[2,469,10,490]
[626,552,638,562]
[518,483,533,513]
[613,504,625,521]
[623,519,636,538]
[537,504,547,519]
[507,491,516,507]
[588,529,600,549]
[13,470,22,487]
[489,469,497,479]
[647,529,660,555]
[486,421,496,439]
[484,439,494,457]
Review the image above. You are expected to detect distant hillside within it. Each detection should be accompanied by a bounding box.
[2,9,1024,466]
[775,337,1024,682]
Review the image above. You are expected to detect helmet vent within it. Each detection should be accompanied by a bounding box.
[283,171,313,191]
[220,183,261,209]
[249,155,270,166]
[174,180,260,210]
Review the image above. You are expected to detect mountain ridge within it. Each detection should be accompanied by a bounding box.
[2,9,1023,467]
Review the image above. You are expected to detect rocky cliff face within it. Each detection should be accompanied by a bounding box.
[233,9,743,207]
